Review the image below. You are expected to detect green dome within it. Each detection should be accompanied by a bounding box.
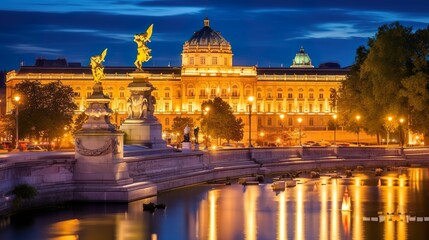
[290,47,314,68]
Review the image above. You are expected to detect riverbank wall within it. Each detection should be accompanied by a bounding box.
[1,146,429,215]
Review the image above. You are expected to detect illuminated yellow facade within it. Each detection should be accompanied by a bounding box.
[5,18,347,145]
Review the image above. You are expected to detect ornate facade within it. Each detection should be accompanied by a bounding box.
[5,18,348,145]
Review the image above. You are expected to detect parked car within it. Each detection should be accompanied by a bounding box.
[26,145,48,152]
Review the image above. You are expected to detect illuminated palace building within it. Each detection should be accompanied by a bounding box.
[6,18,348,145]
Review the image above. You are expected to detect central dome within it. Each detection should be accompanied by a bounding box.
[186,18,231,48]
[182,18,233,67]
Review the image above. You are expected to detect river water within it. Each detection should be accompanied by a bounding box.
[1,167,429,240]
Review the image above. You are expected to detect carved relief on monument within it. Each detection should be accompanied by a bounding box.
[76,137,119,156]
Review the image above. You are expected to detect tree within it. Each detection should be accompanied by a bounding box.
[400,26,429,144]
[12,80,77,145]
[171,116,194,143]
[200,97,244,145]
[338,22,415,144]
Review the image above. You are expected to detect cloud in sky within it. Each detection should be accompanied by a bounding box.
[8,44,62,55]
[1,0,205,16]
[0,0,428,70]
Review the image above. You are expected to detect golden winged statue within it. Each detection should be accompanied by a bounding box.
[90,48,108,83]
[134,24,153,71]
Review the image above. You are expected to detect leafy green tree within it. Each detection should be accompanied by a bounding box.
[171,116,194,143]
[200,97,244,145]
[338,22,415,144]
[72,112,88,135]
[400,26,429,143]
[12,80,77,145]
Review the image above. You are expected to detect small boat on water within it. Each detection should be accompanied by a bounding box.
[143,202,167,212]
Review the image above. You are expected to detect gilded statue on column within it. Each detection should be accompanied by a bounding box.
[134,24,153,71]
[90,48,108,83]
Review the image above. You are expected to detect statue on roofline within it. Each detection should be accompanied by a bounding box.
[90,48,108,83]
[134,24,153,71]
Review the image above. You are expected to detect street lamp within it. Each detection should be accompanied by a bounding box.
[203,107,210,149]
[333,114,337,145]
[248,96,254,147]
[14,95,20,150]
[356,115,361,146]
[297,117,302,146]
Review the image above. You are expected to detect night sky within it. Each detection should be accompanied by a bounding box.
[1,0,428,71]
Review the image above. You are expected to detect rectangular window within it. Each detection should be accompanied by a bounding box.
[211,87,217,96]
[277,103,281,112]
[200,56,205,65]
[267,92,272,99]
[309,104,313,112]
[86,92,92,97]
[224,57,228,65]
[190,57,194,65]
[319,104,323,112]
[74,92,80,97]
[212,57,217,65]
[221,88,227,97]
[164,102,170,112]
[188,103,193,112]
[257,92,262,99]
[233,103,238,112]
[188,89,194,96]
[120,92,125,98]
[309,93,314,99]
[298,93,303,99]
[165,118,170,126]
[288,104,292,112]
[309,117,314,126]
[277,92,283,99]
[319,93,324,99]
[299,105,303,112]
[288,118,293,126]
[176,90,181,98]
[199,89,206,97]
[257,104,261,112]
[288,93,293,99]
[267,117,272,126]
[267,104,271,112]
[258,117,262,126]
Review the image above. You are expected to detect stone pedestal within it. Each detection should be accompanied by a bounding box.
[194,143,199,151]
[120,72,166,148]
[182,142,192,151]
[120,119,165,148]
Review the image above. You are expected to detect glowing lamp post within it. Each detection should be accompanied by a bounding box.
[356,115,361,146]
[14,95,20,150]
[297,117,302,146]
[248,96,254,147]
[333,114,337,145]
[204,107,210,149]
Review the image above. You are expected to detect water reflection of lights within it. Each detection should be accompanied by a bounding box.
[209,190,217,240]
[320,182,328,240]
[244,186,259,240]
[331,180,339,240]
[295,184,304,240]
[47,219,80,239]
[278,191,286,240]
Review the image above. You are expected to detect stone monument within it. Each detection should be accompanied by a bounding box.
[74,49,156,201]
[120,24,166,148]
[182,125,191,150]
